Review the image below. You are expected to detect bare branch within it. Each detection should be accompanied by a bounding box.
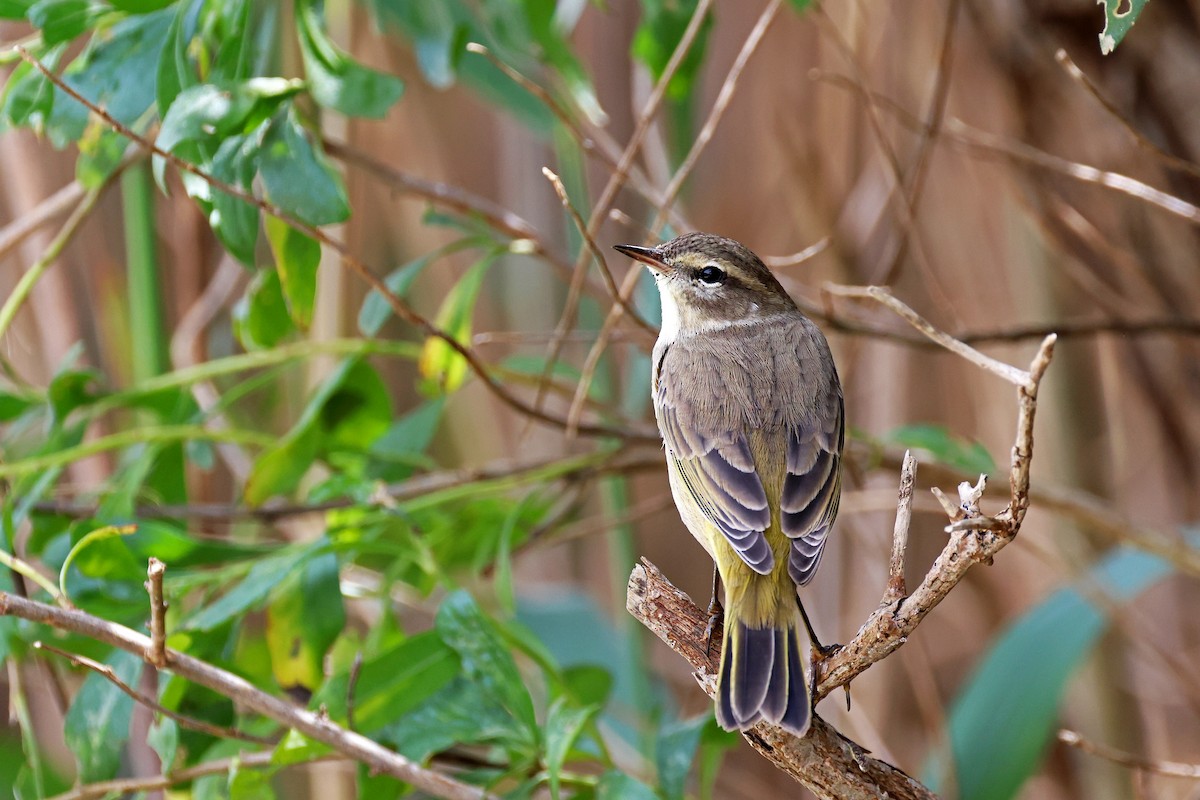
[46,751,345,800]
[824,284,1034,387]
[0,592,496,800]
[627,561,936,800]
[1058,729,1200,779]
[34,641,274,745]
[145,558,167,668]
[886,451,918,603]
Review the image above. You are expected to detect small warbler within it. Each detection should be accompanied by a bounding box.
[615,232,844,737]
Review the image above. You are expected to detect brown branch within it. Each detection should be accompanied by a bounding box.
[1058,729,1200,779]
[0,592,495,800]
[34,641,275,745]
[886,451,918,602]
[14,47,650,444]
[145,558,167,668]
[29,450,662,522]
[627,321,1057,797]
[627,561,936,800]
[46,751,345,800]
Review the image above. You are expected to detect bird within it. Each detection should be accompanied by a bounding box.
[614,232,844,737]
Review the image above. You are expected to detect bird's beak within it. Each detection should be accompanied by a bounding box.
[614,244,669,274]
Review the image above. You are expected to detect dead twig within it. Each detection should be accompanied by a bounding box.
[1058,729,1200,779]
[886,451,918,602]
[145,558,167,668]
[0,593,494,800]
[34,641,275,745]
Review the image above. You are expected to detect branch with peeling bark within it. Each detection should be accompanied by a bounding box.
[627,287,1057,799]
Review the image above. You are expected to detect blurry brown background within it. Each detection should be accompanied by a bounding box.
[3,1,1200,798]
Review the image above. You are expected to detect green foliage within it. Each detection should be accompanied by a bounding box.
[0,2,828,797]
[1098,0,1150,54]
[883,423,997,475]
[929,546,1175,799]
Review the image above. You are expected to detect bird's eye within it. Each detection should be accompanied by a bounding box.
[697,265,726,286]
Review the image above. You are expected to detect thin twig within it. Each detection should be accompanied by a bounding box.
[763,237,831,268]
[566,0,776,433]
[886,451,917,602]
[824,284,1033,387]
[1058,730,1200,779]
[46,751,345,800]
[0,187,104,344]
[146,558,167,668]
[1053,49,1200,181]
[14,47,645,443]
[34,642,275,745]
[542,168,654,332]
[532,0,716,425]
[1,593,494,800]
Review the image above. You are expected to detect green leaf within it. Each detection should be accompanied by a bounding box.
[153,78,302,189]
[272,730,332,766]
[357,250,439,336]
[1098,0,1149,54]
[0,46,64,129]
[544,697,598,800]
[233,269,294,351]
[264,215,320,329]
[656,715,708,800]
[561,665,613,708]
[64,650,141,781]
[147,717,179,773]
[208,131,261,265]
[631,0,714,102]
[314,631,460,733]
[186,543,316,631]
[0,0,34,20]
[885,423,996,476]
[266,551,345,692]
[258,109,349,227]
[47,365,101,425]
[228,758,276,800]
[436,590,537,735]
[597,771,658,800]
[27,0,97,45]
[930,545,1176,800]
[108,0,175,11]
[418,251,499,394]
[296,0,404,118]
[0,391,37,422]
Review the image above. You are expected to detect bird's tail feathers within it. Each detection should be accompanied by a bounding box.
[716,611,812,737]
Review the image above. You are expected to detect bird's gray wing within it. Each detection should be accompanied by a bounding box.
[655,346,775,574]
[782,394,844,586]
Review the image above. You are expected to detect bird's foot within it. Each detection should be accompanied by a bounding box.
[703,596,724,659]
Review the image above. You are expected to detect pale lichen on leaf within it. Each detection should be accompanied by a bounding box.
[1097,0,1150,55]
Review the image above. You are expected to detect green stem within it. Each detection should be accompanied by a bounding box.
[0,425,275,480]
[0,187,103,344]
[0,548,62,603]
[122,163,168,382]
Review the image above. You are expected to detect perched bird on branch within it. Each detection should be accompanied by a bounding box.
[616,232,844,736]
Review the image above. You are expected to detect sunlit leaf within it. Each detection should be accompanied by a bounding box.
[264,215,320,329]
[266,551,345,692]
[631,0,713,102]
[418,250,499,394]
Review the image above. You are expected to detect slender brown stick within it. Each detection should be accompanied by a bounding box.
[0,592,496,800]
[886,451,917,602]
[46,751,345,800]
[34,641,275,745]
[825,284,1033,386]
[13,47,647,443]
[145,558,167,668]
[1058,729,1200,779]
[628,561,936,800]
[567,0,777,433]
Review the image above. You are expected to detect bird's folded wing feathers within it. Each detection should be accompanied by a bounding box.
[658,392,775,574]
[781,396,844,586]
